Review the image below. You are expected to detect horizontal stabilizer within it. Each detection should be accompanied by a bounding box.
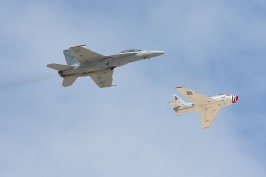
[63,77,77,87]
[168,101,181,109]
[47,63,73,71]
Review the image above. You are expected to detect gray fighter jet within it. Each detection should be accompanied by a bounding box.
[47,45,165,88]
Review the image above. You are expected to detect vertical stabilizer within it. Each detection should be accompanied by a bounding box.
[172,94,186,106]
[63,77,77,87]
[63,50,79,65]
[168,94,186,110]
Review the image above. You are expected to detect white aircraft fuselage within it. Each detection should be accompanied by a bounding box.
[174,94,238,114]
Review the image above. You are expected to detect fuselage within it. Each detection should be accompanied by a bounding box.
[175,94,238,113]
[59,50,164,77]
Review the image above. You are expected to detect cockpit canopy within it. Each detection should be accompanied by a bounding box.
[120,49,142,53]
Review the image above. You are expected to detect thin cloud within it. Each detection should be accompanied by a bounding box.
[0,1,266,177]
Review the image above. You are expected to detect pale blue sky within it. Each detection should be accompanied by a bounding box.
[0,0,266,177]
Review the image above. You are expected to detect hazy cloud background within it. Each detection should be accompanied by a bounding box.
[0,0,266,177]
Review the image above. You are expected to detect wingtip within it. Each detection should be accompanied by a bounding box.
[70,44,86,48]
[176,86,185,89]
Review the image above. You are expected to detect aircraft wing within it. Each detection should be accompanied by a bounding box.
[176,87,217,105]
[200,104,221,128]
[90,69,114,88]
[68,46,105,64]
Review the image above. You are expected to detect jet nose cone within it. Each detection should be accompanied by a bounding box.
[142,50,165,59]
[155,51,165,56]
[150,51,165,57]
[232,95,239,103]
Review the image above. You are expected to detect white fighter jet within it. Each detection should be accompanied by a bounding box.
[47,45,164,88]
[168,86,238,128]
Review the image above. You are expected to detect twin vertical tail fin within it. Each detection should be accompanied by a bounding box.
[47,49,81,87]
[63,49,79,65]
[47,50,79,87]
[62,77,77,87]
[47,64,77,87]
